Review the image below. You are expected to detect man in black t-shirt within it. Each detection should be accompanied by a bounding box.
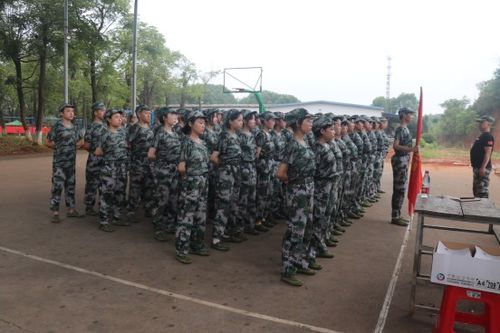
[470,115,495,198]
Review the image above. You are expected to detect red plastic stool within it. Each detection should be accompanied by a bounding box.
[433,285,500,333]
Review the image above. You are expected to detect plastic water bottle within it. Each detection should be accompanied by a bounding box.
[421,170,430,197]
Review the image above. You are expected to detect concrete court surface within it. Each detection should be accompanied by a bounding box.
[0,152,498,333]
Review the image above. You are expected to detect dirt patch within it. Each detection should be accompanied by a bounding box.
[0,136,49,156]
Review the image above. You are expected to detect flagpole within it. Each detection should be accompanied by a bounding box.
[131,0,138,112]
[63,0,69,103]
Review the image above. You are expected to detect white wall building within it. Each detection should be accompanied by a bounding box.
[172,100,383,117]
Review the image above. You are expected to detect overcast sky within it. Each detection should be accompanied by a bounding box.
[134,0,500,114]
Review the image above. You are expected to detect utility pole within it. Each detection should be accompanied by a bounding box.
[385,56,391,113]
[131,0,138,112]
[63,0,69,103]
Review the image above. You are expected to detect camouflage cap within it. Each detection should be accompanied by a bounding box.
[135,104,150,114]
[398,107,415,116]
[91,102,105,111]
[260,111,278,121]
[187,110,207,123]
[204,108,220,117]
[58,103,75,113]
[105,108,123,119]
[285,108,312,124]
[475,115,495,124]
[177,108,191,121]
[370,116,380,123]
[157,106,177,118]
[313,116,334,132]
[379,116,388,122]
[331,115,345,122]
[274,111,285,120]
[242,109,258,119]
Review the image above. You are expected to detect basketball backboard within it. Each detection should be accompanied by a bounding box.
[222,67,262,94]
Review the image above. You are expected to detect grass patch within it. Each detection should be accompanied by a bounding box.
[420,146,500,162]
[0,135,49,156]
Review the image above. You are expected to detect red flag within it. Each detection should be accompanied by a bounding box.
[407,87,423,216]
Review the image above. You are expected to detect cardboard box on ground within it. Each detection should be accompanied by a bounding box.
[431,241,500,295]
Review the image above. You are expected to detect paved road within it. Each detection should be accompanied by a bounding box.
[0,152,498,333]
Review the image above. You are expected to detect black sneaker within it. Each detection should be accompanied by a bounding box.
[211,242,230,251]
[390,218,409,227]
[99,224,115,232]
[255,224,269,232]
[297,267,316,276]
[51,215,61,224]
[317,251,334,259]
[309,261,323,270]
[154,230,168,242]
[176,254,192,264]
[190,247,210,256]
[281,274,303,287]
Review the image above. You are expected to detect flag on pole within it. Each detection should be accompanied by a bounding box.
[407,87,424,216]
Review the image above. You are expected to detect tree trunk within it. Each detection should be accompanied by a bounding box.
[35,24,48,146]
[13,58,32,142]
[90,57,97,103]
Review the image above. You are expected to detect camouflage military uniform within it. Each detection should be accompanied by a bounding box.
[175,137,210,256]
[308,140,337,263]
[203,126,220,218]
[48,120,82,211]
[84,121,106,211]
[255,130,275,222]
[341,133,358,216]
[349,130,364,213]
[378,129,390,192]
[326,139,343,238]
[99,127,129,225]
[270,129,287,217]
[358,129,372,202]
[391,125,412,219]
[238,131,258,232]
[212,130,242,243]
[282,138,316,276]
[367,129,379,198]
[335,137,350,224]
[152,127,181,232]
[127,123,156,216]
[470,129,495,198]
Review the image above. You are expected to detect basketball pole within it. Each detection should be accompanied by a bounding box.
[131,0,138,112]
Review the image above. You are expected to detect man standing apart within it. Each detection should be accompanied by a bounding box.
[391,107,418,226]
[470,115,495,198]
[46,104,84,223]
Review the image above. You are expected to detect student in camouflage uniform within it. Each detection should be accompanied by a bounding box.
[365,118,379,202]
[391,107,417,226]
[96,109,129,232]
[46,104,84,223]
[470,115,496,198]
[342,117,361,220]
[255,111,278,230]
[203,109,221,219]
[339,118,356,226]
[277,108,315,287]
[307,116,337,270]
[148,107,181,241]
[126,105,156,221]
[356,117,372,208]
[270,112,287,220]
[175,111,211,264]
[238,110,259,236]
[377,117,390,194]
[83,102,107,216]
[211,109,243,251]
[333,117,351,229]
[348,116,365,218]
[326,118,345,239]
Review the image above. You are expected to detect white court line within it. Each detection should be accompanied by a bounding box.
[373,216,413,333]
[0,245,342,333]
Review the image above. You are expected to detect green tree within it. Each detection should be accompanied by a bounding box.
[434,98,477,147]
[473,67,500,116]
[237,90,300,104]
[371,93,418,113]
